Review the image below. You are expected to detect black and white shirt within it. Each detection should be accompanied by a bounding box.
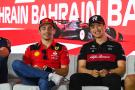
[78,39,126,70]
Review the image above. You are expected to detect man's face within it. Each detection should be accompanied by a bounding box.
[89,23,106,38]
[39,24,55,40]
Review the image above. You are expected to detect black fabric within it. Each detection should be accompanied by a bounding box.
[89,15,105,26]
[78,39,126,70]
[30,43,40,50]
[51,43,62,51]
[69,73,121,90]
[0,57,8,83]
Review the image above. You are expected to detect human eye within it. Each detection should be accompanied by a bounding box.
[41,26,46,30]
[90,25,95,29]
[48,26,53,30]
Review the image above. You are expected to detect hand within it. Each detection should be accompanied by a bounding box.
[91,70,99,78]
[99,69,109,77]
[0,47,10,57]
[33,65,42,70]
[43,65,55,72]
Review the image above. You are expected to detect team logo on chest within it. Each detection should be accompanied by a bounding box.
[34,51,40,57]
[54,46,59,50]
[90,45,96,52]
[107,45,114,51]
[53,51,58,56]
[51,51,59,60]
[108,48,112,51]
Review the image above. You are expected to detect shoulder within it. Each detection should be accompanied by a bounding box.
[0,37,6,40]
[29,43,40,50]
[107,40,124,50]
[82,40,95,48]
[51,42,66,51]
[55,43,64,47]
[108,40,122,46]
[0,37,10,42]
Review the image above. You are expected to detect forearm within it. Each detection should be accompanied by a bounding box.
[109,67,125,76]
[78,67,92,75]
[55,68,68,76]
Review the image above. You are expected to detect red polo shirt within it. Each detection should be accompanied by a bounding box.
[23,41,70,69]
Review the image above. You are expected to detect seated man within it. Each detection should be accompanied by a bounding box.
[12,18,70,90]
[0,37,11,83]
[124,74,135,90]
[69,15,126,90]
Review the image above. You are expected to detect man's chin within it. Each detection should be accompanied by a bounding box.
[44,38,51,40]
[43,37,52,41]
[94,35,102,39]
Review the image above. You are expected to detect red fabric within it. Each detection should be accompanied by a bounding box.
[23,41,70,69]
[87,54,116,62]
[39,18,54,27]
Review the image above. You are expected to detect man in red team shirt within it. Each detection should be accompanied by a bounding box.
[12,18,70,90]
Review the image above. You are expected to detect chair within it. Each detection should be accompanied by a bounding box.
[82,86,108,90]
[12,54,77,90]
[0,83,12,90]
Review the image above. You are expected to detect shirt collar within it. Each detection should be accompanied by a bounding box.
[93,37,110,46]
[38,40,57,49]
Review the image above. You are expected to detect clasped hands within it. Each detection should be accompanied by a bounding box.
[90,69,110,78]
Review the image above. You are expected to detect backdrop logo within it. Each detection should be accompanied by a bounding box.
[0,0,135,33]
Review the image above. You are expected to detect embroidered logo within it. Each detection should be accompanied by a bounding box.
[51,51,59,60]
[34,51,40,56]
[54,46,59,50]
[92,16,98,21]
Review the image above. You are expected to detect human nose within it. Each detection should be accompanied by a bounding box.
[45,27,50,32]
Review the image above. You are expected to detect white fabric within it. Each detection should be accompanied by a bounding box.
[13,84,69,90]
[82,86,108,90]
[0,83,12,90]
[13,84,39,90]
[126,55,135,74]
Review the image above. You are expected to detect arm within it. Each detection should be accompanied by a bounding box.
[77,44,99,77]
[78,59,99,77]
[0,37,11,57]
[109,42,126,76]
[55,65,69,76]
[0,47,10,57]
[54,45,70,77]
[109,60,126,76]
[99,60,126,77]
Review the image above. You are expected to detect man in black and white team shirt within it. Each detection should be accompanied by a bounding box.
[69,15,126,90]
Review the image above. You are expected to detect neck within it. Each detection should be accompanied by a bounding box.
[95,35,108,45]
[41,39,53,48]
